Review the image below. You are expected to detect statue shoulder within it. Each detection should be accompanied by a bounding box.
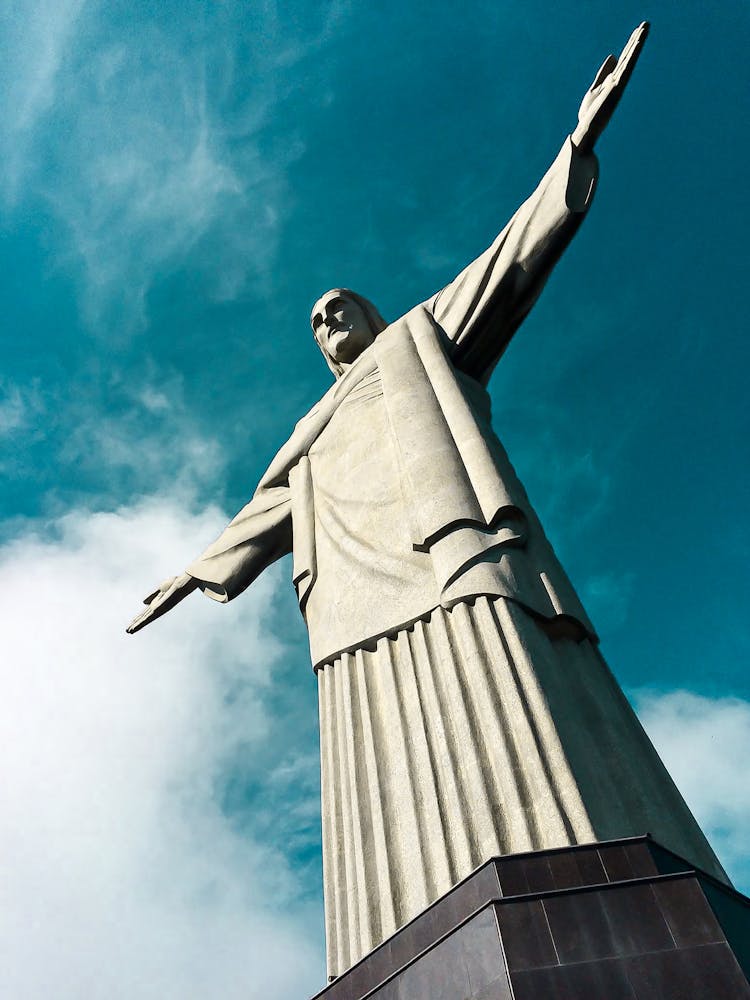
[375,302,453,354]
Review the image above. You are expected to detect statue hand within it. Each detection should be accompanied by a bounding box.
[125,572,198,634]
[572,21,649,154]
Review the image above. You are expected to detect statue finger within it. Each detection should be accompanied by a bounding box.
[614,21,649,85]
[126,607,153,633]
[613,25,642,78]
[617,21,648,63]
[143,588,161,605]
[591,54,617,90]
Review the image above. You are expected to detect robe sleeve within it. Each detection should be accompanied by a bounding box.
[185,485,293,603]
[427,136,599,385]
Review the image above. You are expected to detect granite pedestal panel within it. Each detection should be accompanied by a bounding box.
[311,836,750,1000]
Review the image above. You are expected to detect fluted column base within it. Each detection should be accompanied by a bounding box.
[317,596,726,978]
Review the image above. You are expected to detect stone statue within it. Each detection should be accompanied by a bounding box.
[127,22,727,980]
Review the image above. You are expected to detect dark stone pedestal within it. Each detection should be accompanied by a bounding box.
[311,836,750,999]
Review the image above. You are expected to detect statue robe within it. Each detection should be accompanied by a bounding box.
[186,136,727,978]
[186,137,598,668]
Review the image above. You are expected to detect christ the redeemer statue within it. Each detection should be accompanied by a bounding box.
[127,23,727,980]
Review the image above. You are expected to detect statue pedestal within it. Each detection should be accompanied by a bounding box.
[311,836,749,999]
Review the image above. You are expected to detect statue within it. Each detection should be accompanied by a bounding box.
[127,22,727,981]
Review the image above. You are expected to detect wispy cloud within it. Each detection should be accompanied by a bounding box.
[580,569,636,634]
[44,26,280,336]
[0,379,44,436]
[0,2,345,336]
[0,0,87,199]
[0,495,324,998]
[62,372,227,502]
[635,688,750,891]
[0,380,49,497]
[493,397,614,551]
[2,367,229,519]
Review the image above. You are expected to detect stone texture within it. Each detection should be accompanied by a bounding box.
[318,597,727,974]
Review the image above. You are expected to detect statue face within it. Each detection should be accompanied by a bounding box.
[311,294,375,366]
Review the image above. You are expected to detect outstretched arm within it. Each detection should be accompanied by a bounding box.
[428,22,649,385]
[126,484,293,634]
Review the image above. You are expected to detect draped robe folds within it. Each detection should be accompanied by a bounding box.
[186,136,728,977]
[186,137,599,664]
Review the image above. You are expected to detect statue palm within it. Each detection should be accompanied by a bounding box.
[126,573,197,634]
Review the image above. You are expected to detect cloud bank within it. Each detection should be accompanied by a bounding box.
[0,497,324,999]
[635,688,750,889]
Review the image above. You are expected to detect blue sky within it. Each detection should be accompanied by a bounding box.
[1,2,748,996]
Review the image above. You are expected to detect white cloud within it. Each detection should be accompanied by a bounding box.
[0,497,325,999]
[635,688,750,890]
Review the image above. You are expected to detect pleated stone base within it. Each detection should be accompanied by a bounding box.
[317,596,727,978]
[309,837,750,1000]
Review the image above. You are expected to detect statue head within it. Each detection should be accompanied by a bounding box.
[310,289,388,377]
